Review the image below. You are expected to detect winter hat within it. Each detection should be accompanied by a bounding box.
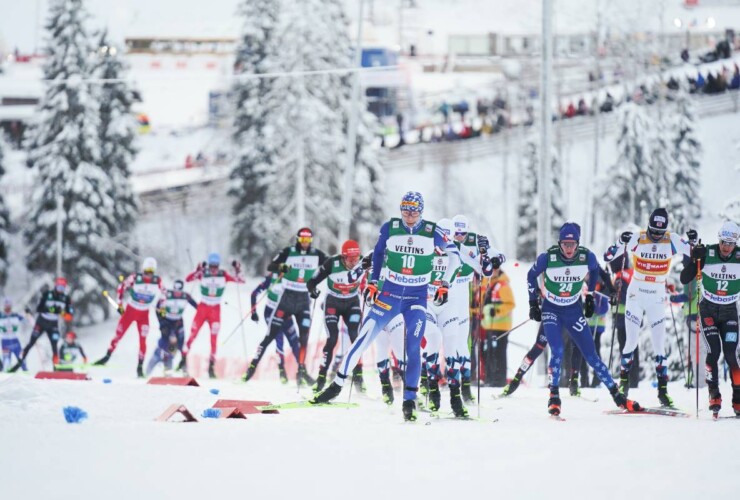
[559,222,581,242]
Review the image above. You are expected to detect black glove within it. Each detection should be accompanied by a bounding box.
[433,282,450,306]
[24,307,32,315]
[487,306,496,318]
[364,281,379,304]
[477,235,490,255]
[528,300,541,322]
[620,231,633,244]
[232,260,242,272]
[278,263,290,274]
[361,253,373,270]
[584,294,595,318]
[686,229,698,245]
[609,293,618,307]
[250,311,259,323]
[691,241,706,261]
[491,256,502,269]
[308,285,321,299]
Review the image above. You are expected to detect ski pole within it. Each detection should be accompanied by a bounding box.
[694,253,702,419]
[220,290,268,347]
[476,276,487,419]
[232,260,249,360]
[608,247,627,372]
[492,319,531,342]
[101,290,122,315]
[667,299,687,381]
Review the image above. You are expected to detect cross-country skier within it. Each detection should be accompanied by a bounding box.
[679,221,740,417]
[244,228,327,385]
[528,222,641,416]
[307,240,365,393]
[312,192,462,421]
[247,272,301,383]
[604,208,695,406]
[181,253,244,378]
[9,278,74,372]
[449,214,503,402]
[0,298,27,371]
[155,279,197,370]
[57,331,87,371]
[419,218,495,416]
[94,257,163,377]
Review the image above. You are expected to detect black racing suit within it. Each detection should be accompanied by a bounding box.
[15,290,74,369]
[681,258,740,408]
[307,256,363,380]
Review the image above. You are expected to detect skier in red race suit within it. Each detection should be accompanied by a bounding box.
[180,252,244,378]
[94,257,164,377]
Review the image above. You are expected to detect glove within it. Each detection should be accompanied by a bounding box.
[197,261,205,271]
[250,311,259,323]
[488,306,496,318]
[609,293,618,307]
[278,263,290,274]
[666,283,677,294]
[361,253,372,270]
[158,307,167,318]
[24,307,32,315]
[232,260,242,272]
[686,229,698,245]
[117,303,125,315]
[308,285,321,300]
[584,294,595,318]
[477,235,490,255]
[433,282,450,306]
[691,241,706,261]
[620,231,633,244]
[528,300,541,322]
[491,256,502,269]
[62,312,73,322]
[364,281,379,304]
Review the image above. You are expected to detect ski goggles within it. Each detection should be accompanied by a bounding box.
[297,235,313,245]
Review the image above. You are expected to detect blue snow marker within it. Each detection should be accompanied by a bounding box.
[202,408,222,419]
[209,388,220,395]
[102,378,112,384]
[63,406,88,423]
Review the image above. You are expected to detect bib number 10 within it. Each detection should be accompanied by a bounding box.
[402,255,416,269]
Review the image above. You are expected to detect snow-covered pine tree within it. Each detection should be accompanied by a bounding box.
[92,29,139,273]
[23,0,117,324]
[0,137,10,287]
[230,0,282,273]
[601,102,654,227]
[667,86,702,234]
[230,0,383,269]
[516,139,564,261]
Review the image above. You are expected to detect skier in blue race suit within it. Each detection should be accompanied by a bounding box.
[311,191,462,421]
[527,222,641,416]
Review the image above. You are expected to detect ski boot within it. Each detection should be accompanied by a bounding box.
[733,402,740,417]
[310,382,342,404]
[381,377,394,405]
[547,389,562,416]
[450,385,469,418]
[461,378,475,403]
[618,370,630,397]
[428,379,441,412]
[94,351,112,367]
[708,386,722,415]
[208,361,216,379]
[352,366,367,394]
[501,376,521,396]
[242,361,256,382]
[402,399,417,422]
[8,360,23,373]
[569,374,581,396]
[610,385,642,412]
[419,369,429,397]
[313,369,327,393]
[278,364,289,384]
[176,354,187,373]
[657,375,674,408]
[136,361,144,379]
[297,364,315,387]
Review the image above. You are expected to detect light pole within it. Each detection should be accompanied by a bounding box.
[537,0,553,254]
